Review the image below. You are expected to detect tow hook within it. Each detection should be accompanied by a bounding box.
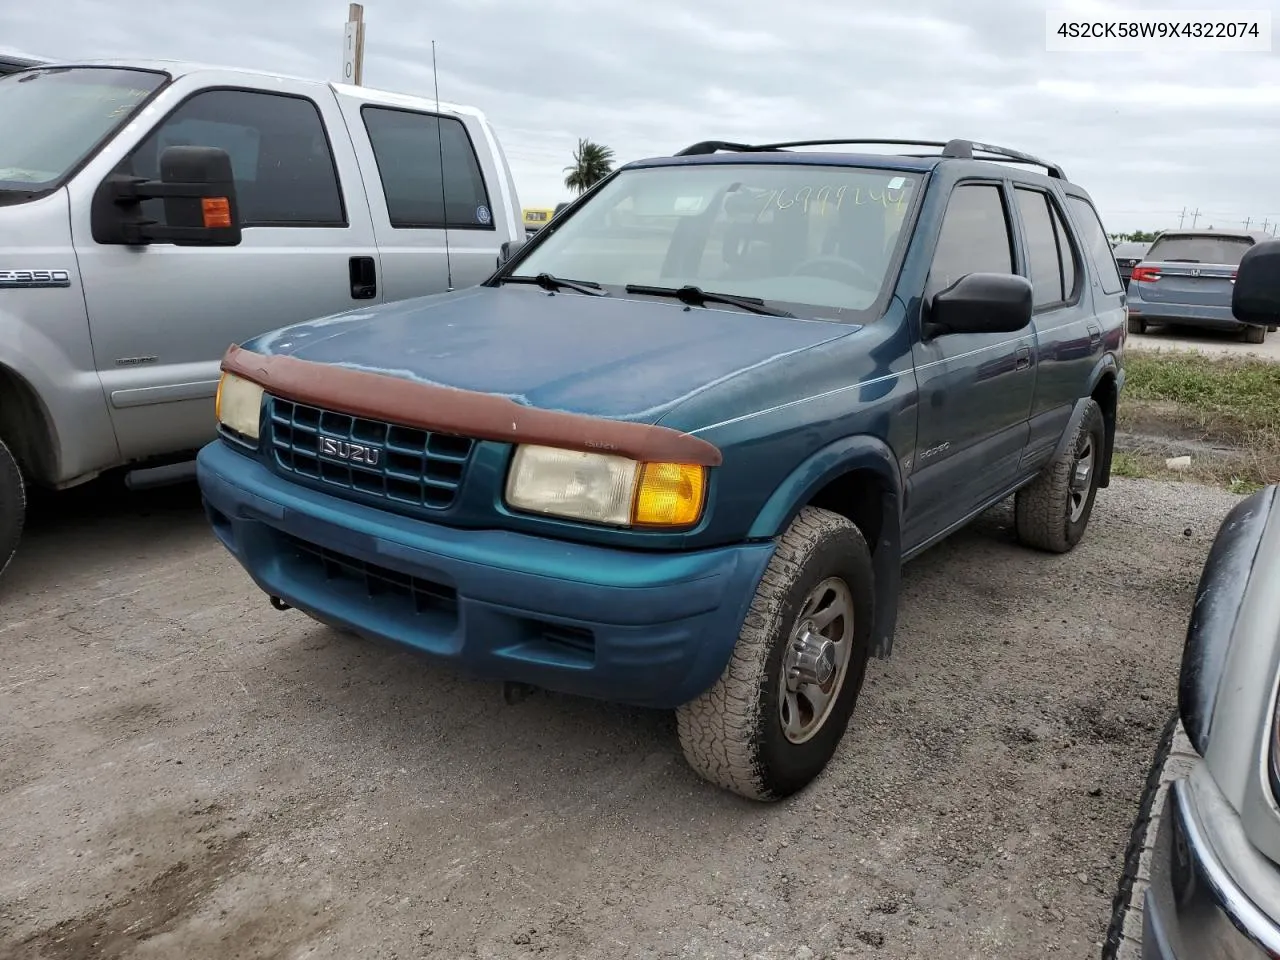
[502,681,539,705]
[269,595,292,611]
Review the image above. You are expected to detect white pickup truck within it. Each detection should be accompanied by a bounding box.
[0,59,526,577]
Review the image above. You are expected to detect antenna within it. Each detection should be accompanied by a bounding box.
[432,40,453,292]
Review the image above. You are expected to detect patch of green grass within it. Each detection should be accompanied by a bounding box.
[1117,353,1280,488]
[1123,353,1280,434]
[1110,450,1154,479]
[1228,476,1265,495]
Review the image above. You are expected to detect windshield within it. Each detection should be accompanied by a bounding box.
[0,67,166,196]
[1146,234,1253,265]
[511,162,922,317]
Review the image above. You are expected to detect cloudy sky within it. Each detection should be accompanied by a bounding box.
[4,0,1278,233]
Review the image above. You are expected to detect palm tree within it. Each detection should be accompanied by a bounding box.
[563,139,615,195]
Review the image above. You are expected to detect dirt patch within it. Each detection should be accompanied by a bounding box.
[10,833,250,960]
[0,476,1243,959]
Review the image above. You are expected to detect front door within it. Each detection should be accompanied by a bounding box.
[905,180,1037,550]
[69,73,381,462]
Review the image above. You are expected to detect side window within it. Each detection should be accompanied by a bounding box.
[1014,187,1080,308]
[1051,201,1079,299]
[1066,196,1124,295]
[127,89,345,227]
[361,107,494,230]
[925,183,1014,299]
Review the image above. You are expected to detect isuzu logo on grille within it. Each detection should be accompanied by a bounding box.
[318,435,381,466]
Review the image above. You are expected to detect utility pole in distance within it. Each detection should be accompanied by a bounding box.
[1189,208,1201,228]
[1178,206,1186,228]
[342,3,366,86]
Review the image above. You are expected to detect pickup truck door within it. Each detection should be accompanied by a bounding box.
[67,71,381,463]
[905,180,1037,551]
[335,95,517,299]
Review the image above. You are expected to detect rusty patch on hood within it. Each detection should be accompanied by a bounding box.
[221,344,724,467]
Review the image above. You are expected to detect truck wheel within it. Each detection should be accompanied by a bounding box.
[0,437,25,579]
[676,507,875,801]
[1126,315,1146,335]
[1015,398,1106,554]
[1244,323,1266,344]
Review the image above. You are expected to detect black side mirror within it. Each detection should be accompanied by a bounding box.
[497,238,528,268]
[925,272,1033,339]
[1232,239,1280,328]
[92,145,242,247]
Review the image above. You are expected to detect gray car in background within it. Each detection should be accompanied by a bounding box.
[1126,229,1273,344]
[1112,240,1150,285]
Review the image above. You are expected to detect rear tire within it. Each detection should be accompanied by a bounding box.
[676,507,875,802]
[1244,323,1267,344]
[0,437,26,580]
[1015,398,1106,553]
[1126,315,1147,335]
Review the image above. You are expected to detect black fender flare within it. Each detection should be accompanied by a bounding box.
[748,434,904,658]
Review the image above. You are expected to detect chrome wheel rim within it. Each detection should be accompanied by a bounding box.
[778,577,855,745]
[1069,435,1096,523]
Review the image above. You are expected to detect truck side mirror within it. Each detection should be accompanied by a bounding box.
[91,145,242,247]
[1232,239,1280,329]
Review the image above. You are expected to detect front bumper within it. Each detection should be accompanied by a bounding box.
[196,440,775,709]
[1143,773,1280,959]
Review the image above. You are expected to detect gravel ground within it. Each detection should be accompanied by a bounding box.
[0,476,1241,960]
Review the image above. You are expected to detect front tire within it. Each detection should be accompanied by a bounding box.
[1244,323,1266,345]
[1015,398,1106,553]
[1126,315,1146,335]
[0,437,26,580]
[676,507,875,801]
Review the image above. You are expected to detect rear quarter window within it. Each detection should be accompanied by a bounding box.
[1065,196,1124,295]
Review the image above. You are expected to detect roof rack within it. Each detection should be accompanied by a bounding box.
[672,138,1066,180]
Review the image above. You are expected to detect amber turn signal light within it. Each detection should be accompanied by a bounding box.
[633,462,706,527]
[202,197,232,229]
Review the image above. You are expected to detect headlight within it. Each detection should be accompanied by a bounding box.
[215,371,264,441]
[505,444,707,528]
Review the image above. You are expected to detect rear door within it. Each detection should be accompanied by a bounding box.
[1137,234,1251,307]
[338,96,511,299]
[70,73,380,462]
[1010,184,1100,470]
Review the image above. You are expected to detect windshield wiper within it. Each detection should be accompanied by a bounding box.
[625,284,796,318]
[500,273,607,296]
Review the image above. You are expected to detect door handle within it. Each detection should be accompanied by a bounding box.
[1015,345,1032,371]
[349,255,376,300]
